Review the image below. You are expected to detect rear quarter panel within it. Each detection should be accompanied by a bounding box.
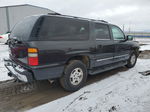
[27,40,96,68]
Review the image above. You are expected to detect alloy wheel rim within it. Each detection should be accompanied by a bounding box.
[130,54,136,65]
[70,68,83,86]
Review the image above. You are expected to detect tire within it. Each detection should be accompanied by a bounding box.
[126,52,137,68]
[59,60,87,92]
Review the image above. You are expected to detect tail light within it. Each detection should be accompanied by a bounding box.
[0,36,3,38]
[28,48,39,66]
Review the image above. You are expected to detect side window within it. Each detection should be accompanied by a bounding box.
[37,17,89,41]
[111,26,125,40]
[94,23,110,40]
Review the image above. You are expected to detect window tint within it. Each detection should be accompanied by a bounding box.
[36,16,89,41]
[94,23,110,40]
[111,26,124,40]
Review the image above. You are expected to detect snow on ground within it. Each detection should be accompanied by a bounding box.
[0,43,13,81]
[134,38,150,45]
[140,44,150,51]
[28,59,150,112]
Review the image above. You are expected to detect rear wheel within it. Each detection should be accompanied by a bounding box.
[59,60,87,92]
[126,52,137,68]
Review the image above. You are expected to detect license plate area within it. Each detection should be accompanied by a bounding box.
[4,59,25,73]
[4,58,28,82]
[15,65,25,72]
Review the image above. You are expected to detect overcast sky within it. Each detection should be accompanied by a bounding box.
[0,0,150,32]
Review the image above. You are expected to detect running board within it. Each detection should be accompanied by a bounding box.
[89,61,127,75]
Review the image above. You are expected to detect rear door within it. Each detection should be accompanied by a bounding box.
[94,23,115,67]
[110,25,130,62]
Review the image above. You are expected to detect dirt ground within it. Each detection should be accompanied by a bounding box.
[0,50,149,112]
[139,50,150,59]
[0,68,130,112]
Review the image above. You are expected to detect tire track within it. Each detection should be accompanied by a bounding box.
[0,79,38,99]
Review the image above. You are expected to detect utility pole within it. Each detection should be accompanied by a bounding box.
[122,24,125,32]
[128,22,131,34]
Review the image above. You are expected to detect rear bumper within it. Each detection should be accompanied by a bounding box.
[4,59,33,82]
[4,58,64,82]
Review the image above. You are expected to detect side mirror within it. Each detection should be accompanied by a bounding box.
[126,35,133,40]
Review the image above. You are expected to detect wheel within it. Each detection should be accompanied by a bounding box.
[59,60,87,92]
[126,52,137,68]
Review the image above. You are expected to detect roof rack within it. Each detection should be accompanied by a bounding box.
[48,12,61,15]
[47,13,108,23]
[98,20,108,23]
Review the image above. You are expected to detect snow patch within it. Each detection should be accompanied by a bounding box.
[0,44,13,81]
[27,59,150,112]
[140,44,150,51]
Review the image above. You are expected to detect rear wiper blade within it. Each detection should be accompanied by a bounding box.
[9,37,22,44]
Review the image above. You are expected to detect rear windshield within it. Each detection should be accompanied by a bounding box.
[10,16,39,41]
[32,16,89,41]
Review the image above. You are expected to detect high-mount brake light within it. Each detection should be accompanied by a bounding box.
[28,48,38,66]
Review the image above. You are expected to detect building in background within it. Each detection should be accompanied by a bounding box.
[0,4,56,34]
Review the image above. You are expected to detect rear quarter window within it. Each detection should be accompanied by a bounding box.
[34,16,89,41]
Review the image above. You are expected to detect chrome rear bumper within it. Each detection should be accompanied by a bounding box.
[4,59,33,82]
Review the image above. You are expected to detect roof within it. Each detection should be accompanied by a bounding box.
[47,13,109,24]
[0,4,56,13]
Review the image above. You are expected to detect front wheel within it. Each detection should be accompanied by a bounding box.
[59,60,87,92]
[126,52,137,68]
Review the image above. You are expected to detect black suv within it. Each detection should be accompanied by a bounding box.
[4,14,139,91]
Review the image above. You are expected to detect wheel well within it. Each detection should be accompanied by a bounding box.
[67,56,90,68]
[132,47,139,56]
